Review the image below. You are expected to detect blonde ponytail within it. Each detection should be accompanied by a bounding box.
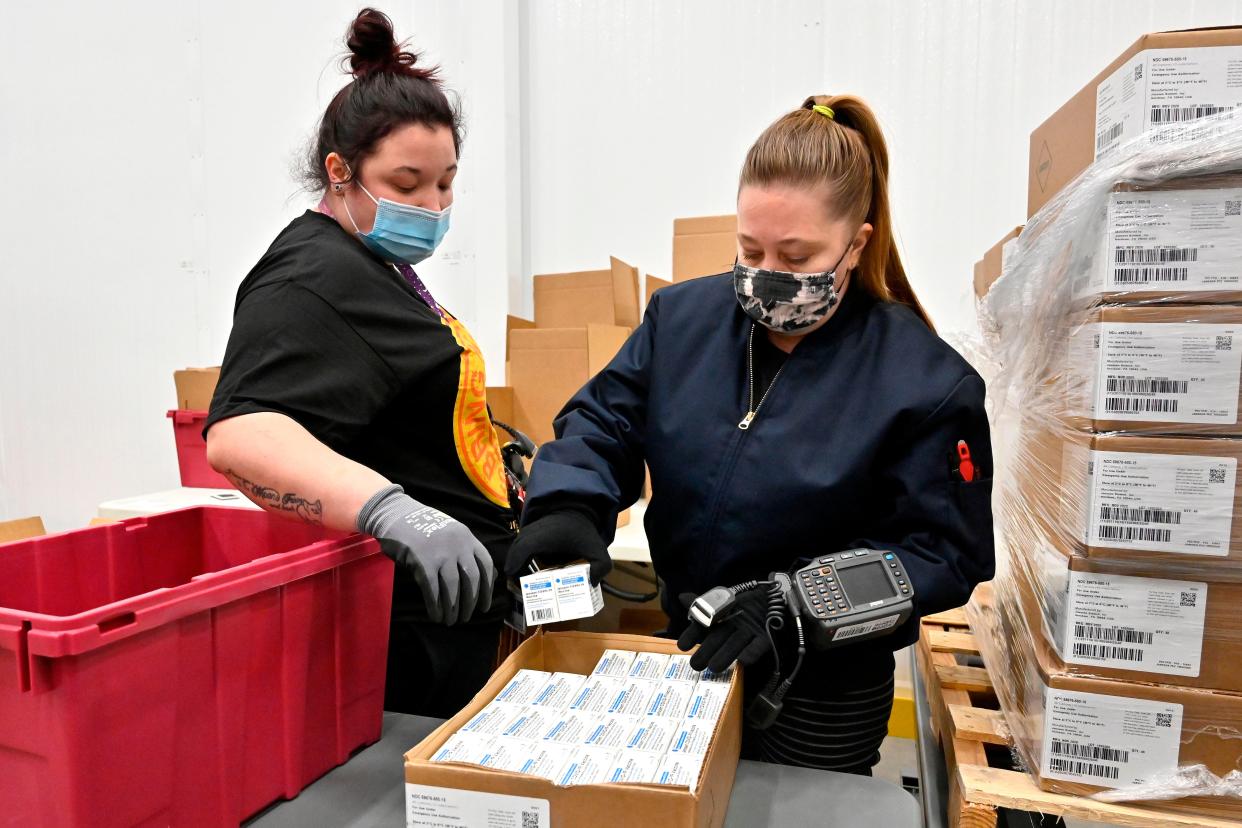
[740,94,934,331]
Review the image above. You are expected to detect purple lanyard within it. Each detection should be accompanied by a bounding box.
[394,262,445,318]
[317,200,445,318]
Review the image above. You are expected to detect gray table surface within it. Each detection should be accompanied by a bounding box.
[247,711,920,827]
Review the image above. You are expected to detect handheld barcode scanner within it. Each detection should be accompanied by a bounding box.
[689,549,915,730]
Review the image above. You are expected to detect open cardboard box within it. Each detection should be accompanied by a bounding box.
[534,258,640,330]
[508,324,631,447]
[404,630,743,828]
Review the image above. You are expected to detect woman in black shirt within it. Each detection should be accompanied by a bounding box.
[205,9,512,716]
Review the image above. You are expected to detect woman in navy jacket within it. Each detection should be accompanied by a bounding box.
[506,95,995,774]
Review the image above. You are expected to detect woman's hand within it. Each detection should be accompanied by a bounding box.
[503,509,613,585]
[357,485,495,625]
[677,589,772,674]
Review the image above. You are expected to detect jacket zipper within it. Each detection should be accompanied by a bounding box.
[702,324,788,558]
[738,324,787,430]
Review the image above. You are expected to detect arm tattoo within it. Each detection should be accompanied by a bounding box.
[226,469,324,526]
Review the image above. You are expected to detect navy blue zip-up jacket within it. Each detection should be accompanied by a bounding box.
[523,274,995,650]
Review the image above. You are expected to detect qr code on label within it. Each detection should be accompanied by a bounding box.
[1135,64,1144,81]
[1156,712,1173,728]
[1211,467,1228,484]
[1218,335,1233,351]
[522,810,542,828]
[1226,200,1241,217]
[1181,591,1198,607]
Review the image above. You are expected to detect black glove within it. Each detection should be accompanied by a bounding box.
[677,589,772,674]
[504,509,613,585]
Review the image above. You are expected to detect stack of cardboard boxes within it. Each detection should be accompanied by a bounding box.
[973,28,1242,820]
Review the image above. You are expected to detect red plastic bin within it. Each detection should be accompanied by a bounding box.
[0,507,393,827]
[167,409,235,489]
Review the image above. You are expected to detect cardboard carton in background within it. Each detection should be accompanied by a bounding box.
[1008,517,1242,693]
[506,315,538,385]
[1018,424,1242,564]
[1060,303,1242,436]
[487,386,516,445]
[533,258,640,330]
[508,325,631,447]
[1027,28,1242,218]
[973,227,1022,300]
[404,630,742,828]
[673,215,736,282]
[174,367,221,411]
[973,585,1242,823]
[0,516,46,544]
[645,274,672,310]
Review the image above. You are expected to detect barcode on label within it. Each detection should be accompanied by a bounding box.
[1211,467,1228,484]
[530,608,555,621]
[1098,525,1172,543]
[1180,591,1198,608]
[1114,247,1199,264]
[1150,104,1235,124]
[1218,336,1233,351]
[522,810,541,828]
[1097,122,1124,152]
[1048,757,1121,780]
[1098,504,1181,525]
[1104,397,1179,413]
[1156,712,1173,727]
[1112,266,1189,283]
[1073,642,1146,662]
[1104,377,1189,395]
[1073,623,1155,645]
[1050,739,1131,763]
[1227,200,1241,217]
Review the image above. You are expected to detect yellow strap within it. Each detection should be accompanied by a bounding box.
[812,104,835,120]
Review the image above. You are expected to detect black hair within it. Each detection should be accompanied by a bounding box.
[302,7,463,191]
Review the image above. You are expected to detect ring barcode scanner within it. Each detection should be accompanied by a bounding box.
[688,549,914,729]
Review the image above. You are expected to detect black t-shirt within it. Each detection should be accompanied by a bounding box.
[207,211,515,612]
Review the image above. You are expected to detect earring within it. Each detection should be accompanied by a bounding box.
[333,183,343,192]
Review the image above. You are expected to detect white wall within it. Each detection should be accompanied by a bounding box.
[523,0,1242,333]
[4,1,1242,530]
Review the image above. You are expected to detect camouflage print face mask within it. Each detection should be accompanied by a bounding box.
[732,246,850,333]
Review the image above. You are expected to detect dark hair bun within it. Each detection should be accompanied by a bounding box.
[346,7,437,81]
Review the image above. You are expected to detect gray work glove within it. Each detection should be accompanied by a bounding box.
[356,484,495,625]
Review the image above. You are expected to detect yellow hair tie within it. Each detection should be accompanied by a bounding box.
[812,104,835,120]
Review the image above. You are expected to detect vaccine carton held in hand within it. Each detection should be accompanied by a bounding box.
[518,563,605,627]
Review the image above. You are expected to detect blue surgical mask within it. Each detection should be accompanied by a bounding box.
[341,180,451,265]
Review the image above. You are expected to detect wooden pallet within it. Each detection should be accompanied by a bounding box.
[916,595,1242,828]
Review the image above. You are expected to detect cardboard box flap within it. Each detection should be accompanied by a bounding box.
[609,257,641,329]
[673,215,736,236]
[506,316,536,358]
[673,214,737,282]
[646,275,672,308]
[586,324,631,374]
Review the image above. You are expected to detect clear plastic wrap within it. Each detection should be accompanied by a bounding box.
[970,111,1242,818]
